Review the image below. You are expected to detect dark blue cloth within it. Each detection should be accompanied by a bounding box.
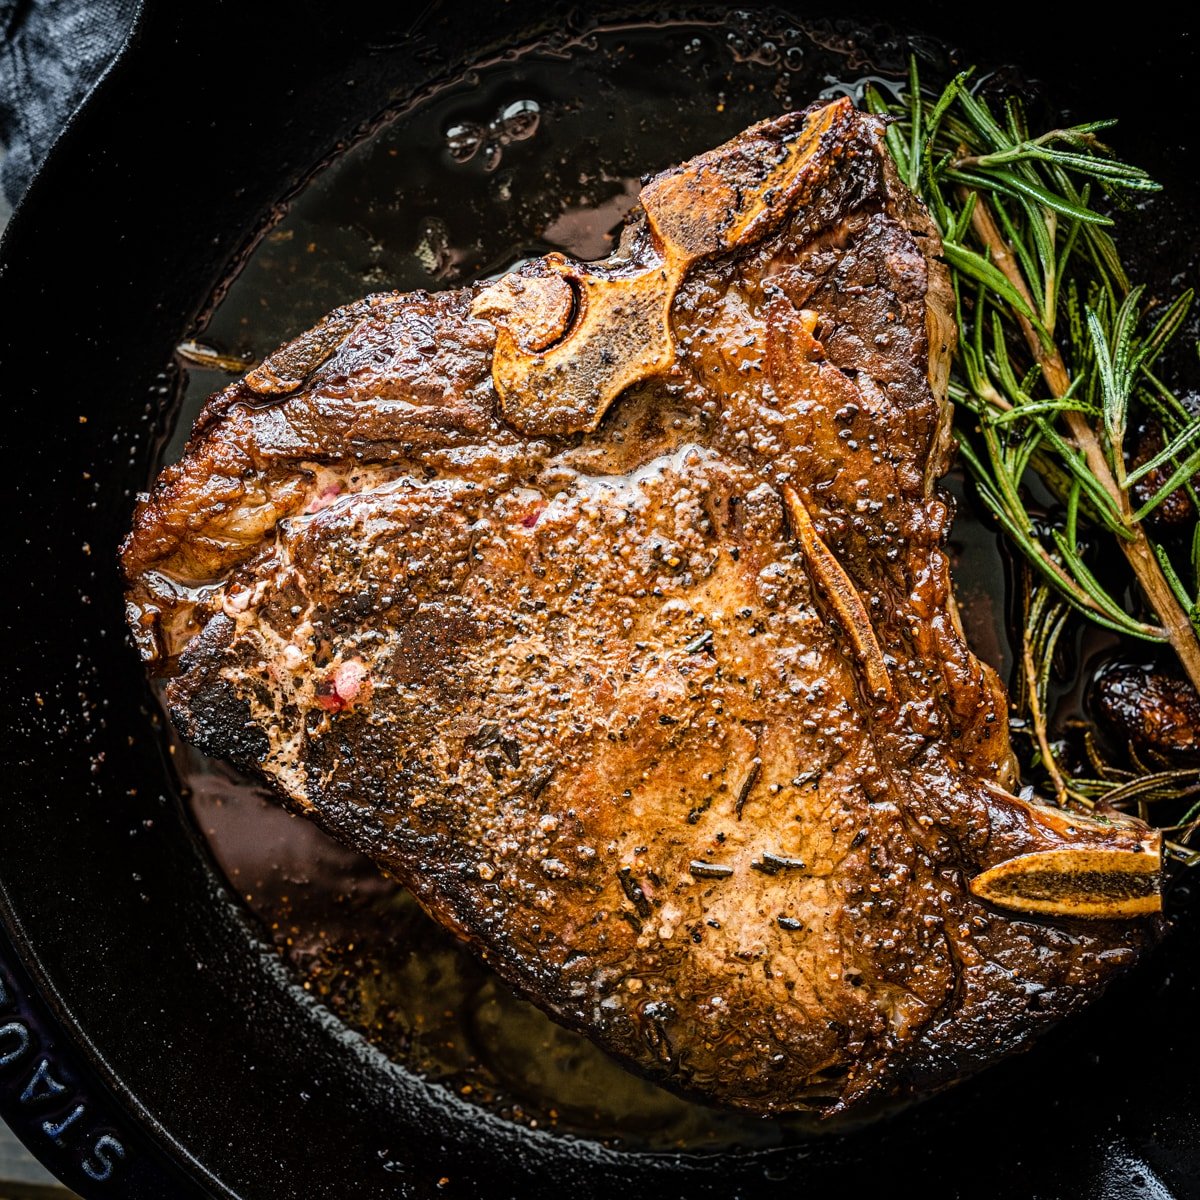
[0,0,140,207]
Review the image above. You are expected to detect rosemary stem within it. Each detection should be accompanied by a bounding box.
[966,194,1200,697]
[1022,629,1068,805]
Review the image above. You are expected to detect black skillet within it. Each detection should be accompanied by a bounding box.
[1,2,1198,1197]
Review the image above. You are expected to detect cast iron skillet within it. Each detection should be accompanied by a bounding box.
[1,3,1198,1197]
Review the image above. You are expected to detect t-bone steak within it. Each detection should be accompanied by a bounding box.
[123,99,1162,1118]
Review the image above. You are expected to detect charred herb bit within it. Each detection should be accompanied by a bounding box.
[617,866,653,916]
[684,629,715,654]
[466,721,501,750]
[751,852,808,875]
[777,915,803,931]
[689,860,735,879]
[526,768,554,799]
[734,759,762,819]
[868,62,1200,863]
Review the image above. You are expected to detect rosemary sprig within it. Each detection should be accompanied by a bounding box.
[867,65,1200,855]
[868,67,1200,666]
[1015,583,1200,865]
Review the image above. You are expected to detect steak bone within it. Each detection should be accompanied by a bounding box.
[477,98,853,435]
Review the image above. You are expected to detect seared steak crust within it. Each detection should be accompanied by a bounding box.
[124,101,1159,1118]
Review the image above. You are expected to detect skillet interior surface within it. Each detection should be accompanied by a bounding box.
[0,2,1198,1197]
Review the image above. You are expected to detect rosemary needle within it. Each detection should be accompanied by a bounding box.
[868,63,1200,859]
